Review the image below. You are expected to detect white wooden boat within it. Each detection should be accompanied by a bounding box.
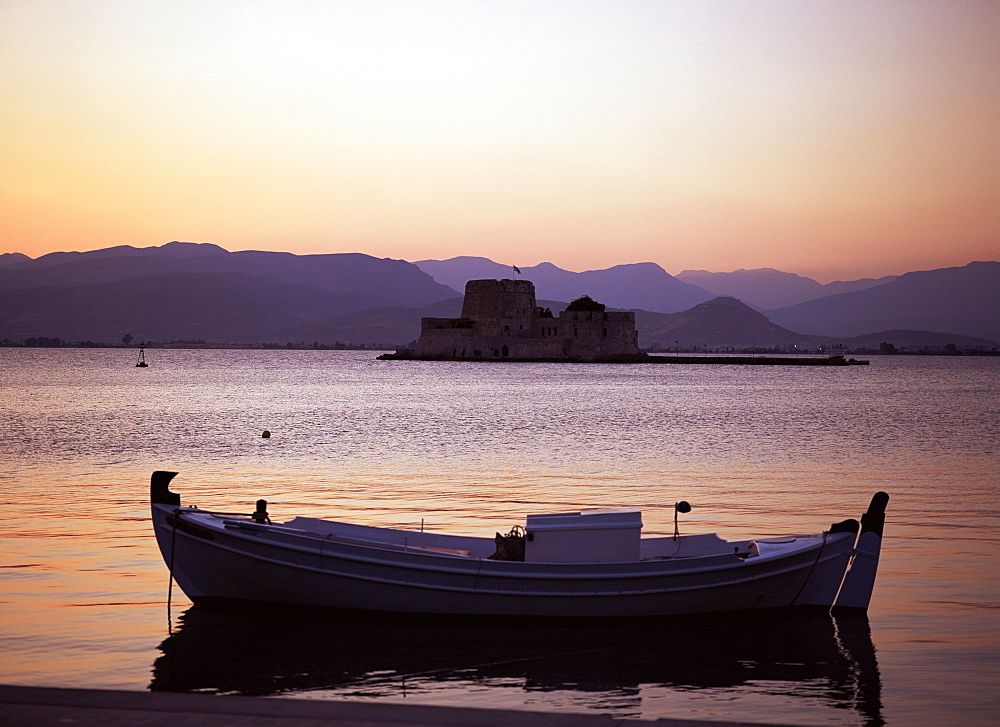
[150,471,888,618]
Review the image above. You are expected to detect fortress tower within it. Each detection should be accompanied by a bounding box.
[411,279,644,361]
[458,279,537,338]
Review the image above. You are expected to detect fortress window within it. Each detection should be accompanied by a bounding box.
[603,328,608,337]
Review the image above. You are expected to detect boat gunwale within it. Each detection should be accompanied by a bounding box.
[154,504,852,589]
[160,527,853,600]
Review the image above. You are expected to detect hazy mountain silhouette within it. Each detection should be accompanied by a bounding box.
[416,257,713,313]
[676,268,896,309]
[766,262,999,340]
[635,297,824,349]
[270,297,463,347]
[269,296,579,347]
[0,241,457,307]
[0,252,31,268]
[3,241,231,271]
[2,243,995,348]
[290,295,995,351]
[834,329,996,351]
[0,272,403,342]
[414,257,513,288]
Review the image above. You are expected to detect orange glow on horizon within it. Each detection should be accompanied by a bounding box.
[1,1,996,284]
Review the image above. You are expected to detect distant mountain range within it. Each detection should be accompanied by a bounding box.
[417,256,999,346]
[0,242,456,344]
[765,262,999,341]
[1,242,996,350]
[675,268,897,309]
[0,241,455,307]
[636,297,820,349]
[415,257,713,313]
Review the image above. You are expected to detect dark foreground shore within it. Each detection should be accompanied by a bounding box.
[0,685,798,726]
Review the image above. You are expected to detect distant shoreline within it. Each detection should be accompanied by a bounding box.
[0,340,386,351]
[2,340,995,357]
[379,351,873,365]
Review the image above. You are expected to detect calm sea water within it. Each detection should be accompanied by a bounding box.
[1,349,997,725]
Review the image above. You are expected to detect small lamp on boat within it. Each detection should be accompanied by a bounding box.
[673,500,691,540]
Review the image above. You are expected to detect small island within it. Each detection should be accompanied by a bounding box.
[379,279,867,365]
[381,279,644,362]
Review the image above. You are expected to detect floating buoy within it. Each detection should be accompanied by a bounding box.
[261,430,271,438]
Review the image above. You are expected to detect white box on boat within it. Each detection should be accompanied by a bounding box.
[525,508,642,563]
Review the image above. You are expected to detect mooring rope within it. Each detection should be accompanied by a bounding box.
[829,545,859,616]
[167,508,178,633]
[166,507,255,633]
[790,531,828,606]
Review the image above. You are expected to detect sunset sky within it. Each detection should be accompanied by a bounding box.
[2,0,996,282]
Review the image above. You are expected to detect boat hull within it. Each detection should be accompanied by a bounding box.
[152,503,861,618]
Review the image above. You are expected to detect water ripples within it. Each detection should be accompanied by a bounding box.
[1,348,998,724]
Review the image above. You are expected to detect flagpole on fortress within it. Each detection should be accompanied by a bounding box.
[512,265,521,277]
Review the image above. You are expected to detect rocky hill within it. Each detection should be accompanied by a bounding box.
[635,297,823,349]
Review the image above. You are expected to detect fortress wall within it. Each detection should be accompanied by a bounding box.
[460,280,536,335]
[412,279,642,360]
[469,336,566,359]
[558,310,641,357]
[414,330,567,359]
[420,317,474,330]
[412,323,476,357]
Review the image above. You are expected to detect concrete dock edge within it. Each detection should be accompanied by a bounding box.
[0,684,798,726]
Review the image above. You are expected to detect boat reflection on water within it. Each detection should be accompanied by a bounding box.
[150,607,883,725]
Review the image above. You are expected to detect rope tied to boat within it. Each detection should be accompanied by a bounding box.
[790,531,828,607]
[167,508,178,633]
[165,506,256,632]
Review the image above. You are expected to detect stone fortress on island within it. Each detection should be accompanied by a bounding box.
[379,277,868,365]
[393,278,645,362]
